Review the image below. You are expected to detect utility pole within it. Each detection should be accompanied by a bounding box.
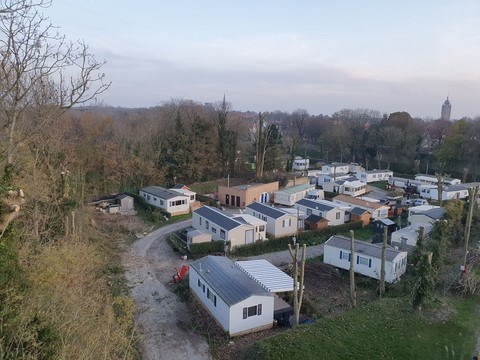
[349,230,356,308]
[464,185,479,271]
[380,226,387,298]
[288,241,307,326]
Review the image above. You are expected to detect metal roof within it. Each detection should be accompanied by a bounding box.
[276,183,314,195]
[246,202,288,219]
[421,208,445,220]
[325,235,405,262]
[235,259,296,293]
[333,194,385,210]
[296,198,335,212]
[305,214,327,223]
[376,218,396,226]
[362,169,393,174]
[194,206,241,231]
[350,207,369,216]
[140,186,187,200]
[190,256,271,306]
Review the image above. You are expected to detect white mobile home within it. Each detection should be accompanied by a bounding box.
[322,177,368,197]
[245,202,300,238]
[193,206,266,248]
[418,184,469,201]
[323,235,408,283]
[294,198,345,226]
[356,169,393,183]
[189,256,274,336]
[139,186,190,216]
[414,174,461,186]
[408,206,444,225]
[292,157,310,171]
[333,194,389,220]
[274,183,316,206]
[321,163,350,175]
[391,223,433,251]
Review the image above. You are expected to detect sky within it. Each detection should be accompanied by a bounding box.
[44,0,480,118]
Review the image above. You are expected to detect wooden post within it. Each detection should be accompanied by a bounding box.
[349,230,356,308]
[464,185,479,269]
[380,226,387,298]
[288,242,307,326]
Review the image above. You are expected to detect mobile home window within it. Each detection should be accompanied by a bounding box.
[198,279,201,288]
[205,221,209,229]
[199,218,202,225]
[243,305,261,319]
[357,256,371,267]
[212,227,217,234]
[220,230,226,239]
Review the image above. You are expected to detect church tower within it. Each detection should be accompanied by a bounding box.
[441,97,451,121]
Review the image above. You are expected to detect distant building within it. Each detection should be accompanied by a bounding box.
[441,97,451,121]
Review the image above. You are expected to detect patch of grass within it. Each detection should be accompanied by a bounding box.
[242,296,480,360]
[189,181,218,195]
[369,181,388,190]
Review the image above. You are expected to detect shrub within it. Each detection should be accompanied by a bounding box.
[189,241,227,258]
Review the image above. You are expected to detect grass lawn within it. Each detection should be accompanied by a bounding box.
[369,180,388,190]
[243,296,480,360]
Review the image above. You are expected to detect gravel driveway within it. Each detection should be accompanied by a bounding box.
[122,219,211,360]
[123,218,326,360]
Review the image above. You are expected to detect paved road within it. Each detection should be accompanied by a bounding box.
[238,244,325,267]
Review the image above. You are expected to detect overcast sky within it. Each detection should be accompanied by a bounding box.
[45,1,480,119]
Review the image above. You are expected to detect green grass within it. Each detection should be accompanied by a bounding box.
[243,296,480,360]
[189,181,218,195]
[369,180,388,190]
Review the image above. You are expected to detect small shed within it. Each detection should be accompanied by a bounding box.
[117,194,134,211]
[186,229,212,247]
[373,218,398,243]
[349,207,370,227]
[304,214,329,230]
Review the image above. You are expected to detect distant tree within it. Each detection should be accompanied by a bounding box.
[215,97,237,177]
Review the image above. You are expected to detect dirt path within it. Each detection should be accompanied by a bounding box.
[122,219,211,360]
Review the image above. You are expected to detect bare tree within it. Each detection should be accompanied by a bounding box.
[288,241,306,326]
[349,230,356,308]
[0,0,110,165]
[0,0,109,239]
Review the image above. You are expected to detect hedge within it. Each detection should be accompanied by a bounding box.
[189,241,227,257]
[231,221,363,257]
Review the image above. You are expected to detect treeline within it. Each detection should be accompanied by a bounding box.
[68,105,480,196]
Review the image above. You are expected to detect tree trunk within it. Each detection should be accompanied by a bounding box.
[380,227,387,298]
[349,230,356,308]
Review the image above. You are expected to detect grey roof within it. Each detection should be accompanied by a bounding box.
[296,198,335,212]
[194,206,241,231]
[375,218,396,226]
[446,184,469,191]
[190,256,271,306]
[363,169,393,174]
[305,214,326,223]
[350,207,369,216]
[325,235,405,261]
[422,207,445,220]
[140,186,187,200]
[246,202,287,219]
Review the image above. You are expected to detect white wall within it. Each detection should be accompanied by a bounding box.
[139,190,189,215]
[189,268,231,332]
[229,295,274,336]
[323,244,407,283]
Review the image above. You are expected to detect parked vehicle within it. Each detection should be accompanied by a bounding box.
[405,199,428,206]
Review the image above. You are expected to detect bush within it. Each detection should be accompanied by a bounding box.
[189,241,227,258]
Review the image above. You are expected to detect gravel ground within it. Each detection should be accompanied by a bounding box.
[122,219,211,360]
